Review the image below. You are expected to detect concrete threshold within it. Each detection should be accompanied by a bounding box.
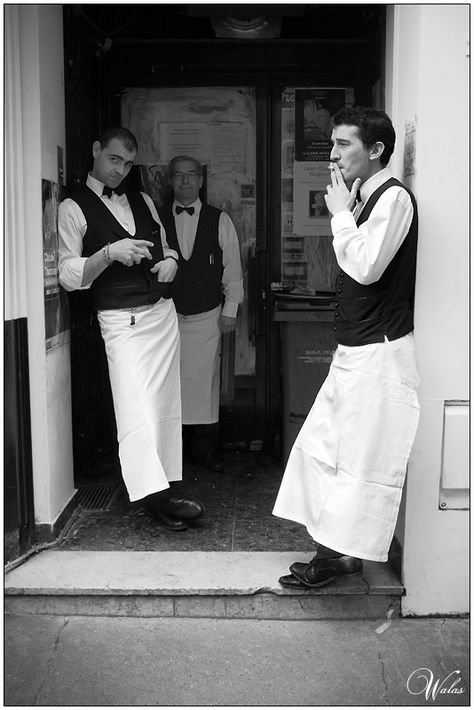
[5,551,403,620]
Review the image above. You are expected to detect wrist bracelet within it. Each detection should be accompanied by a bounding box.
[103,243,111,266]
[168,256,179,265]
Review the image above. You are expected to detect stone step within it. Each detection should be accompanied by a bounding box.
[5,551,403,620]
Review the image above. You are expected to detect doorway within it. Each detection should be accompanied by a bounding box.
[62,5,386,550]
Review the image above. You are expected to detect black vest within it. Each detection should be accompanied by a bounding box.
[71,186,172,310]
[333,177,418,346]
[158,203,223,316]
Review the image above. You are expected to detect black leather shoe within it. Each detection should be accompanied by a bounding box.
[144,505,188,531]
[278,574,310,589]
[162,497,204,520]
[290,545,344,569]
[290,556,363,588]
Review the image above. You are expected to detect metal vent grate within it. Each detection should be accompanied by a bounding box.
[76,484,117,511]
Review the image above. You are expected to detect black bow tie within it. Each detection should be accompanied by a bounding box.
[175,205,195,215]
[102,185,125,198]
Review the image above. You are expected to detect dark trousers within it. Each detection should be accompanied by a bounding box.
[183,423,220,461]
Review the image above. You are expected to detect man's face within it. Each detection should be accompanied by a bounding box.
[329,124,374,187]
[91,137,136,188]
[170,159,203,206]
[317,109,331,130]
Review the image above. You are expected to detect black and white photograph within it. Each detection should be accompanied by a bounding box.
[4,3,469,707]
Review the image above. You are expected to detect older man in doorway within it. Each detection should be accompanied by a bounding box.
[158,156,244,472]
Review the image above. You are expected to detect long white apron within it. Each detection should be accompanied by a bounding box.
[97,298,182,502]
[273,333,420,562]
[178,305,221,425]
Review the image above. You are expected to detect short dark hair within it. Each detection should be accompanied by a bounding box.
[168,155,202,177]
[332,107,395,166]
[99,127,138,153]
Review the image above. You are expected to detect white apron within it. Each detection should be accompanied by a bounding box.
[97,298,182,502]
[273,333,420,562]
[178,305,221,425]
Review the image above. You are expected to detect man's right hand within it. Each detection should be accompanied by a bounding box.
[109,238,154,266]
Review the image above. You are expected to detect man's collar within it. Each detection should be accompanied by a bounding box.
[359,167,392,202]
[87,173,107,197]
[87,173,129,198]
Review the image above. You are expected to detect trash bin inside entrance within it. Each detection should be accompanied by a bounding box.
[273,294,335,462]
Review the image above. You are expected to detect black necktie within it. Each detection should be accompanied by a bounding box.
[175,205,195,215]
[356,189,362,203]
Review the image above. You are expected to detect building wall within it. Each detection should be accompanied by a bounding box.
[15,5,75,526]
[386,5,469,615]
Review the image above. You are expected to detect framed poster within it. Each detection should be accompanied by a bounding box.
[294,87,353,162]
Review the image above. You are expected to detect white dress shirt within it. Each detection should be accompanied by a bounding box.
[58,173,177,291]
[331,166,414,286]
[172,197,244,318]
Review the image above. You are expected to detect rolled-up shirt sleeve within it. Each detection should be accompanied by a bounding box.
[219,212,244,318]
[58,198,90,291]
[141,192,178,262]
[331,187,414,285]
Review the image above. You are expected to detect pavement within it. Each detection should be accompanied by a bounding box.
[5,614,469,706]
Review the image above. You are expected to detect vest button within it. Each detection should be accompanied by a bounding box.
[337,289,342,294]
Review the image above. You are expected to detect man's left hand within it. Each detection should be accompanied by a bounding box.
[151,258,178,282]
[220,315,236,333]
[324,163,361,216]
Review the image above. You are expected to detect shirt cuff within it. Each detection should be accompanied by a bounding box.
[331,210,356,234]
[163,248,179,261]
[58,257,90,291]
[222,301,239,319]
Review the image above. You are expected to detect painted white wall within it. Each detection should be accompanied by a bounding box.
[386,5,469,615]
[17,5,75,525]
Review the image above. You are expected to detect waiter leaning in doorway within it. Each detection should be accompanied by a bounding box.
[273,107,420,588]
[58,126,204,532]
[158,156,244,473]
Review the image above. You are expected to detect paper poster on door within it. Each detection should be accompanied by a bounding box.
[160,123,211,163]
[295,87,352,161]
[42,179,70,349]
[293,162,331,236]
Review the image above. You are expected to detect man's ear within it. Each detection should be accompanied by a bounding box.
[370,141,385,161]
[92,140,102,159]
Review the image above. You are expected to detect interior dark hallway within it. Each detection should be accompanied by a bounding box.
[59,4,385,557]
[58,451,313,553]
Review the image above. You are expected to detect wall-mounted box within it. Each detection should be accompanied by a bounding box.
[439,401,469,510]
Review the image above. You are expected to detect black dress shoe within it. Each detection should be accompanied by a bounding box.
[278,574,311,589]
[144,505,188,531]
[290,545,344,569]
[289,556,363,588]
[161,496,204,520]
